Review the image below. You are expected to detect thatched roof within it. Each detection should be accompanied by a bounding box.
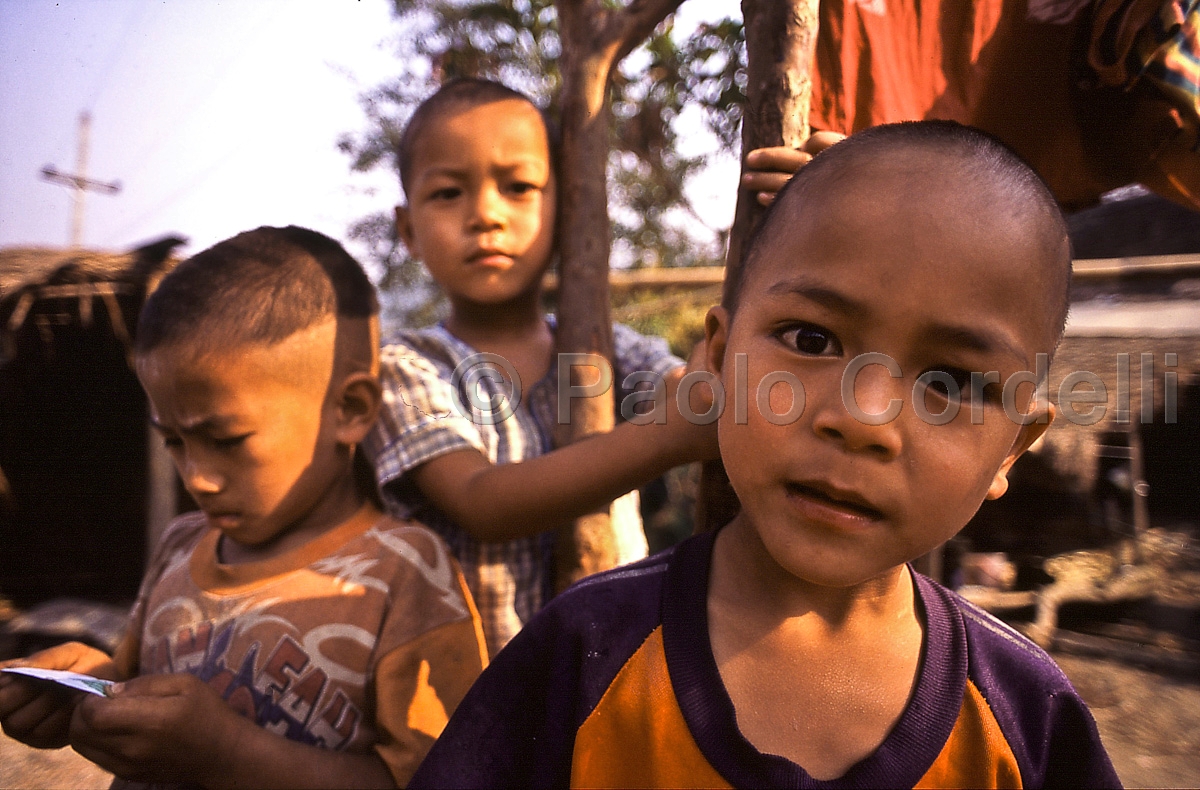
[0,236,185,301]
[0,236,186,360]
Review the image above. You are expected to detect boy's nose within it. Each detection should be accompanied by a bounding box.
[469,185,506,231]
[180,457,224,496]
[810,365,904,459]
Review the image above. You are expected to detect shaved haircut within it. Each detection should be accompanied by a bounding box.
[398,78,558,197]
[726,121,1072,342]
[136,225,378,356]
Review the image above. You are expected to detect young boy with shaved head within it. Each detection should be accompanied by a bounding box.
[0,226,486,788]
[408,122,1120,789]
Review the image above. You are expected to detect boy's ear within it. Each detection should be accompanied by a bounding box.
[703,306,729,378]
[986,402,1055,500]
[335,372,384,446]
[394,204,416,253]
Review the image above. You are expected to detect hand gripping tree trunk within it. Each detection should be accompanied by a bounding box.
[697,0,820,533]
[553,0,684,592]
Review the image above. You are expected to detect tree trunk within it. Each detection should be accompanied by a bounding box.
[553,0,683,591]
[697,0,820,533]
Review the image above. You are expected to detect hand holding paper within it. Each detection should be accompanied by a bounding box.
[0,640,118,749]
[1,666,116,697]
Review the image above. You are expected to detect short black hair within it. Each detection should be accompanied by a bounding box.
[398,78,558,196]
[726,120,1072,341]
[136,225,378,355]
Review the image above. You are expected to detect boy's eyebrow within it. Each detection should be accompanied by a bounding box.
[150,415,238,434]
[766,277,868,319]
[417,158,548,180]
[414,165,470,180]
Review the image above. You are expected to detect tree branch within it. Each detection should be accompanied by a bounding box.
[615,0,687,63]
[551,0,685,590]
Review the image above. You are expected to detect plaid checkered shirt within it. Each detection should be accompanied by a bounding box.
[364,319,683,657]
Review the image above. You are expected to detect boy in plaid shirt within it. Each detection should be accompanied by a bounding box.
[364,79,719,656]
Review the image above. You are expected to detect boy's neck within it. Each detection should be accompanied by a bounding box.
[707,517,925,779]
[444,293,549,352]
[709,516,917,631]
[219,475,377,566]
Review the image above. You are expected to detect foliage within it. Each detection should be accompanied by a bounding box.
[611,285,718,357]
[338,0,746,326]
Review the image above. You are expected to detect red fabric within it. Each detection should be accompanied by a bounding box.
[808,0,1200,211]
[811,0,1005,134]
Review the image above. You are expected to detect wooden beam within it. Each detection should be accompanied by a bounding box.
[540,255,1200,297]
[1072,253,1200,279]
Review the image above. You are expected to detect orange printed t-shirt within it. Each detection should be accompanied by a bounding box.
[111,510,486,787]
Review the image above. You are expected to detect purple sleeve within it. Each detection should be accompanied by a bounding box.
[948,586,1122,789]
[408,558,673,789]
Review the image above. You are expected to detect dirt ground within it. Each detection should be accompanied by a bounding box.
[1,652,1196,789]
[0,734,113,789]
[1055,654,1200,788]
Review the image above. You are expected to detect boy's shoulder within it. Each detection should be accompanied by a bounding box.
[306,512,473,610]
[148,512,476,641]
[380,324,467,368]
[360,515,472,597]
[922,575,1077,698]
[408,538,702,789]
[376,319,681,380]
[536,544,678,634]
[469,532,700,680]
[466,530,710,710]
[610,321,683,378]
[916,574,1119,788]
[151,511,466,601]
[148,511,213,570]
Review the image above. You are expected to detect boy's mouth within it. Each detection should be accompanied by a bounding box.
[785,481,884,521]
[468,249,513,267]
[205,511,242,530]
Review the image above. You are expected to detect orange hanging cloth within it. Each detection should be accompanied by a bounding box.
[808,0,1200,211]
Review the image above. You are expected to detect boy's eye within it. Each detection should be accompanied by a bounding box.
[428,186,462,201]
[969,377,1004,406]
[919,368,1003,406]
[920,368,972,400]
[212,434,251,449]
[508,181,538,195]
[778,323,841,356]
[161,435,183,450]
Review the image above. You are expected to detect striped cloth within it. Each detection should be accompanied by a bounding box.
[1087,0,1199,115]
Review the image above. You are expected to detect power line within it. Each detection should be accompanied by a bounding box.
[98,145,239,247]
[85,0,150,110]
[39,1,151,168]
[105,3,282,192]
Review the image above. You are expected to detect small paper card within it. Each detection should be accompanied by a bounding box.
[1,666,116,697]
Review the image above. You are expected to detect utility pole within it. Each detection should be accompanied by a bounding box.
[41,111,121,248]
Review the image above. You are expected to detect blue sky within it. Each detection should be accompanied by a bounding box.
[0,0,738,264]
[1,0,402,260]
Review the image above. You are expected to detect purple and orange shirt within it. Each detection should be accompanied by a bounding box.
[410,528,1120,789]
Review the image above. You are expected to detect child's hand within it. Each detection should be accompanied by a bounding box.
[742,131,846,206]
[69,672,398,788]
[0,641,116,749]
[69,672,239,785]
